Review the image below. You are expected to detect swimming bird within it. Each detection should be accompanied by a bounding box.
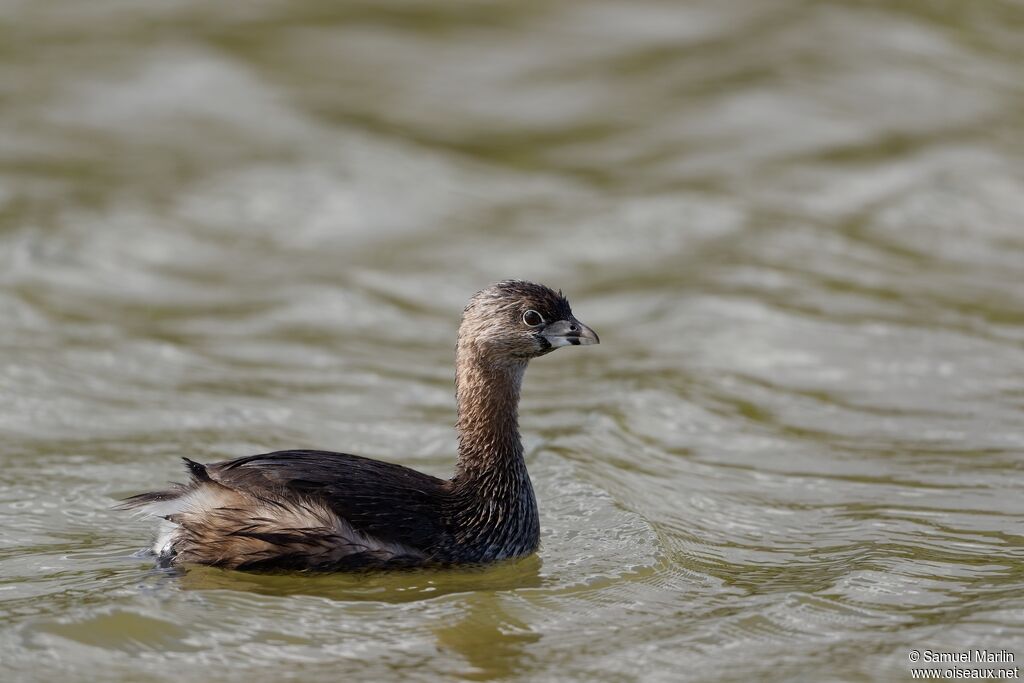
[119,280,599,571]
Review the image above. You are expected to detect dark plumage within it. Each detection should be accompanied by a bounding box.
[119,280,599,571]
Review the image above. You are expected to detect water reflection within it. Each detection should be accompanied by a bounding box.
[435,596,542,681]
[173,556,545,603]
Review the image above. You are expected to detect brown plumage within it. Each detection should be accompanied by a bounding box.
[119,280,599,571]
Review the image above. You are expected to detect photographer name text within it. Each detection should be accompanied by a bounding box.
[915,651,1015,664]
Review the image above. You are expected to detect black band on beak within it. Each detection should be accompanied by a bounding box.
[541,317,599,348]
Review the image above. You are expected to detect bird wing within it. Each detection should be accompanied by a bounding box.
[206,449,452,553]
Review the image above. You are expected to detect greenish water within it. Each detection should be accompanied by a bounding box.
[2,1,1023,681]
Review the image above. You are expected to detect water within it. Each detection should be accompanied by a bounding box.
[1,1,1023,681]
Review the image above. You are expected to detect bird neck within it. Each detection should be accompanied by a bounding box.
[453,346,527,480]
[449,343,539,559]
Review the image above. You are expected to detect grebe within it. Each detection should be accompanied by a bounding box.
[120,280,599,571]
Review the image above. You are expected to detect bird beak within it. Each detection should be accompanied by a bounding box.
[542,316,600,348]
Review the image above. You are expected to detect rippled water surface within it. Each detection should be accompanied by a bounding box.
[2,1,1023,681]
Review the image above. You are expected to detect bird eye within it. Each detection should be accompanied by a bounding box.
[522,309,544,327]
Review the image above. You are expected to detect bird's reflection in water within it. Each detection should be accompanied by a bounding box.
[171,553,544,603]
[434,593,542,680]
[166,554,545,678]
